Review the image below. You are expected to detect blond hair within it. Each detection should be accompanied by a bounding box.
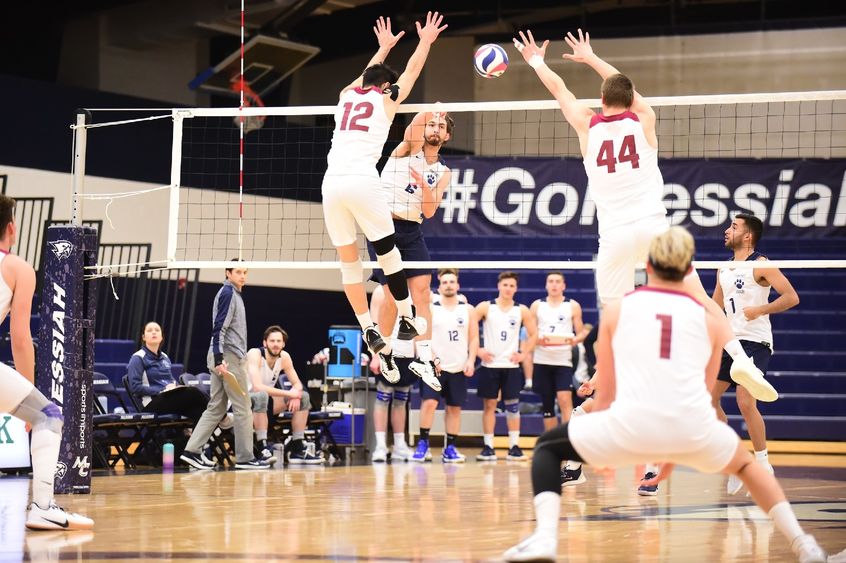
[648,226,695,281]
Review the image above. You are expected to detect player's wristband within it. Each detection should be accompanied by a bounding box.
[528,55,546,69]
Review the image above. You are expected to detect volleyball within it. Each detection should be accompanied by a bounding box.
[473,43,508,78]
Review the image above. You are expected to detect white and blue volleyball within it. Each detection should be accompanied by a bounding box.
[473,44,508,78]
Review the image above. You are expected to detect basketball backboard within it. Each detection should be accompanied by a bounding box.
[189,35,320,98]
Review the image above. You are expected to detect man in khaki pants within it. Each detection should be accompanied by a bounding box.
[180,263,270,470]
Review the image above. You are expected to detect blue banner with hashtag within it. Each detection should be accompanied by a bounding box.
[423,157,846,238]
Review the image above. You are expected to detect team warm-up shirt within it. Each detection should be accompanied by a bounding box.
[583,111,666,234]
[482,301,523,369]
[533,299,575,367]
[325,87,392,177]
[718,252,774,347]
[380,150,449,223]
[431,301,471,373]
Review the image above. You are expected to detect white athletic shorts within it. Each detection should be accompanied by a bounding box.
[569,406,739,474]
[0,361,35,413]
[596,214,669,305]
[322,172,395,247]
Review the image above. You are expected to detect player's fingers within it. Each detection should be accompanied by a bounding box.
[395,30,405,40]
[527,29,536,45]
[541,39,549,51]
[578,28,584,42]
[585,31,590,42]
[567,31,577,43]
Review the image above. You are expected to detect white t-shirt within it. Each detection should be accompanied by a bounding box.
[325,87,392,177]
[247,347,283,391]
[380,151,449,223]
[533,299,575,366]
[718,252,774,347]
[583,111,666,235]
[431,301,471,373]
[482,300,523,369]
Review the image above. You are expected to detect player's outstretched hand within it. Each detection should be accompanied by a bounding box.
[373,16,405,50]
[562,28,594,63]
[416,11,447,45]
[512,30,549,64]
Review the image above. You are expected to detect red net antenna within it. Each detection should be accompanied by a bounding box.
[229,79,266,133]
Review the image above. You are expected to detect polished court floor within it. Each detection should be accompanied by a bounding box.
[2,453,845,562]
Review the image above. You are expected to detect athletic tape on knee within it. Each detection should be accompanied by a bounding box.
[504,399,520,420]
[340,259,364,285]
[376,246,403,276]
[12,390,64,434]
[392,386,411,405]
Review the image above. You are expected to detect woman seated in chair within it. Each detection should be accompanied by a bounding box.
[126,322,208,423]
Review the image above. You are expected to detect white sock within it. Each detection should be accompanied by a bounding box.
[755,449,769,462]
[375,431,387,449]
[509,430,520,448]
[483,434,494,448]
[724,339,750,362]
[31,428,61,508]
[356,312,374,332]
[568,460,582,470]
[396,296,413,319]
[256,429,268,441]
[533,491,561,539]
[645,463,660,475]
[393,432,407,448]
[416,340,432,362]
[768,501,805,547]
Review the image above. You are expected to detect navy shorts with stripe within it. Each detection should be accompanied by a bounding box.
[476,367,522,401]
[420,370,468,407]
[368,219,431,283]
[717,340,772,385]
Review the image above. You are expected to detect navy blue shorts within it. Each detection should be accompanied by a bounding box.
[377,356,419,387]
[532,364,574,418]
[476,367,522,401]
[420,370,468,407]
[368,219,431,283]
[717,340,772,385]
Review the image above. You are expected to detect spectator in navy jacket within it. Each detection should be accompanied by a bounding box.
[126,321,208,423]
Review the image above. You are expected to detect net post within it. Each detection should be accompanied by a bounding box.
[36,225,99,494]
[167,111,185,263]
[71,109,91,226]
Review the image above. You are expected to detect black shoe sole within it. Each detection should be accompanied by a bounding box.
[365,333,387,353]
[396,324,419,341]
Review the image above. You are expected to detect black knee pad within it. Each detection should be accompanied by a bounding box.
[370,234,397,256]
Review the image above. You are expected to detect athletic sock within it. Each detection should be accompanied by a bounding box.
[447,433,457,447]
[419,427,430,441]
[768,501,805,546]
[533,491,561,539]
[375,431,387,450]
[255,429,268,442]
[508,430,520,448]
[396,296,414,319]
[31,428,61,508]
[416,340,433,362]
[483,434,494,448]
[356,312,374,332]
[393,432,407,448]
[725,339,751,362]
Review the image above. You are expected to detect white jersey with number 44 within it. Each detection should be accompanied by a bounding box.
[325,87,392,176]
[583,111,666,234]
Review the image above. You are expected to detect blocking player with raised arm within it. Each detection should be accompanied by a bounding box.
[413,268,479,463]
[247,325,322,465]
[321,13,447,383]
[502,227,827,563]
[368,108,454,392]
[0,195,93,530]
[712,214,799,495]
[475,272,537,462]
[512,29,774,407]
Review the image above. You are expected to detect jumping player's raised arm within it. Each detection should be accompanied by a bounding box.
[340,17,405,97]
[563,29,657,146]
[513,30,594,145]
[387,11,447,112]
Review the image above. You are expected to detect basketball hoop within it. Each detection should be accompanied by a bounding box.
[230,80,266,133]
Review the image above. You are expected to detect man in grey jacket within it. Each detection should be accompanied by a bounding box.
[180,263,270,470]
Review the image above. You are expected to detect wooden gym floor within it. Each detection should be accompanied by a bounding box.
[1,452,845,562]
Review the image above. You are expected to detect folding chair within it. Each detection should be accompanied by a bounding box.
[177,372,233,467]
[91,374,157,469]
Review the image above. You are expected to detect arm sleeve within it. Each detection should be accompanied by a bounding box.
[211,286,234,365]
[126,355,158,397]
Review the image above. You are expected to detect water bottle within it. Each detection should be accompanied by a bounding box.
[272,442,285,468]
[162,442,174,471]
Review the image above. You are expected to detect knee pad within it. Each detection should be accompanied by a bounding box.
[370,234,397,257]
[392,386,411,406]
[504,399,520,421]
[376,246,403,276]
[12,390,63,434]
[340,258,364,285]
[375,381,393,408]
[250,391,269,413]
[299,392,311,411]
